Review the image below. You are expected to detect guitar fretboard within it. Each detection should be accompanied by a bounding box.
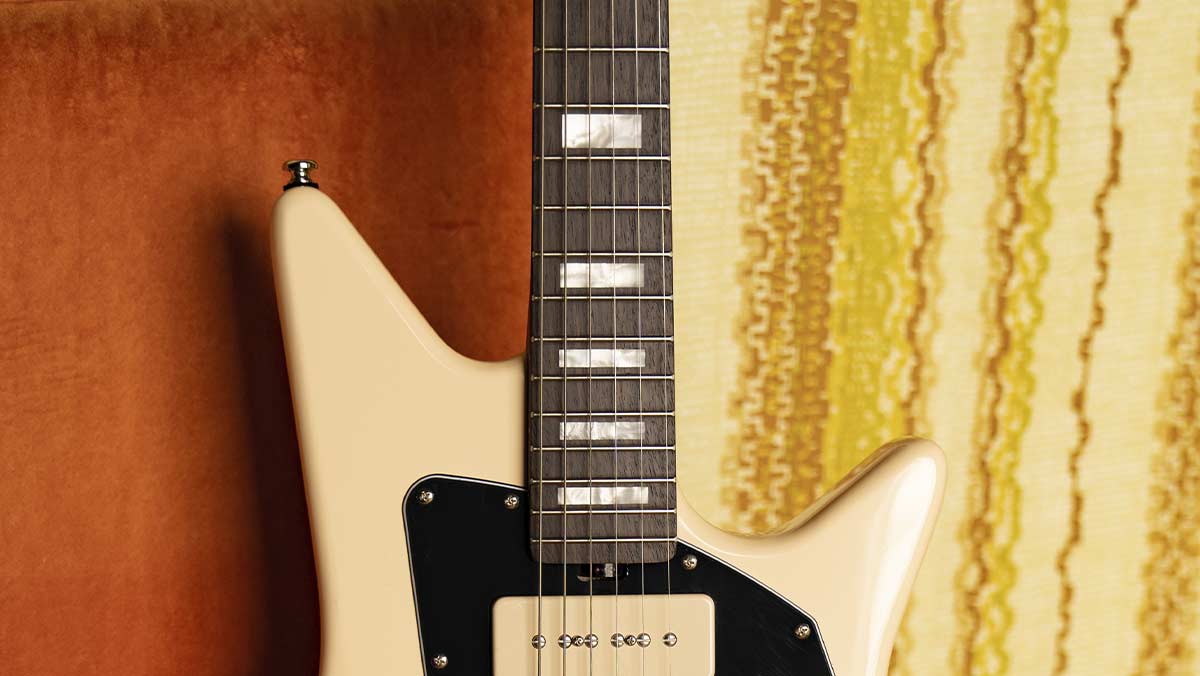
[528,0,675,565]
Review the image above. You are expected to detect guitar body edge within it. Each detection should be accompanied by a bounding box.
[272,186,946,676]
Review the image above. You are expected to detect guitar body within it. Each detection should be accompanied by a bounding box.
[272,187,945,676]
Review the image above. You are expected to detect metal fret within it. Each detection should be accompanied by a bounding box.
[533,411,675,417]
[536,47,670,53]
[532,336,674,341]
[533,251,672,257]
[536,155,671,161]
[532,537,676,544]
[535,103,670,109]
[532,508,676,514]
[530,445,676,451]
[538,204,671,211]
[530,477,676,484]
[531,294,673,301]
[530,375,673,381]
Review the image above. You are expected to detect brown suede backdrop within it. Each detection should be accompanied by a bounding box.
[0,1,530,674]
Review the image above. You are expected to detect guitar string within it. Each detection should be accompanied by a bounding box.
[608,0,621,668]
[584,1,596,674]
[560,1,570,672]
[632,3,648,674]
[655,0,674,671]
[536,0,547,671]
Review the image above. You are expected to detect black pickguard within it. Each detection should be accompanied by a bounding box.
[404,475,835,675]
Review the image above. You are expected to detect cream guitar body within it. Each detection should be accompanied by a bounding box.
[272,186,946,676]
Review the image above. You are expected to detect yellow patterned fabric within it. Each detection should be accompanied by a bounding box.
[670,0,1200,673]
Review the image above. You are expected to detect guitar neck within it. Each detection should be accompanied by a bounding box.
[527,0,675,566]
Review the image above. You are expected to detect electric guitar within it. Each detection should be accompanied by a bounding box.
[271,1,945,674]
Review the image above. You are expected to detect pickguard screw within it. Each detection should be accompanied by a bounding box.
[611,633,625,648]
[584,633,599,648]
[663,632,678,647]
[432,654,448,669]
[795,624,812,640]
[636,633,652,648]
[531,634,546,649]
[504,494,520,510]
[417,490,435,505]
[682,554,698,570]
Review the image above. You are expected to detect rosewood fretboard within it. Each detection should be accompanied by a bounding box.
[527,0,675,565]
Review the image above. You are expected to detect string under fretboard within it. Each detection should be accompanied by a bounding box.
[528,0,675,565]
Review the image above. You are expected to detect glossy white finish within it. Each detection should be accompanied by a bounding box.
[272,187,946,676]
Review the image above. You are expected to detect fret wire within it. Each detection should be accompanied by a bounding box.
[531,375,673,381]
[531,336,674,341]
[533,252,672,257]
[532,508,676,514]
[535,47,670,53]
[530,294,673,301]
[535,155,671,161]
[530,477,676,484]
[532,411,675,417]
[538,205,671,211]
[532,538,675,543]
[534,103,669,109]
[530,445,676,451]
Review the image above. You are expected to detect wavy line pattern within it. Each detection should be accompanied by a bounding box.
[1132,58,1200,676]
[890,0,961,673]
[954,0,1067,673]
[901,0,961,438]
[820,0,916,487]
[726,0,857,533]
[1051,3,1137,674]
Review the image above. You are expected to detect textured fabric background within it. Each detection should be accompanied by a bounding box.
[670,1,1200,675]
[0,1,530,674]
[2,1,1198,675]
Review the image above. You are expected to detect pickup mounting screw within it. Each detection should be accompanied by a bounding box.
[432,654,448,669]
[794,624,812,640]
[417,490,435,505]
[504,494,520,510]
[682,554,698,570]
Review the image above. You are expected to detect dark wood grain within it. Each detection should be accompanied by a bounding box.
[528,0,675,565]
